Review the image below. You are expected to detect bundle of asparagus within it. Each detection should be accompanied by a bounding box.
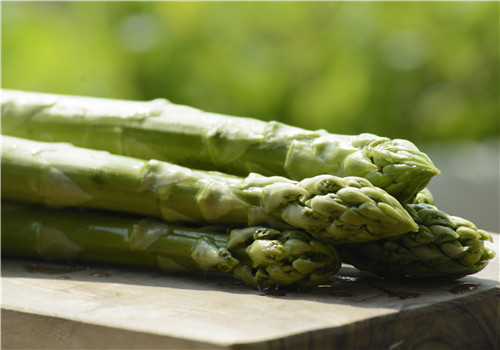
[1,90,495,288]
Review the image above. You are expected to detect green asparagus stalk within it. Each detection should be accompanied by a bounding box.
[1,201,341,288]
[336,203,495,279]
[1,90,440,202]
[1,136,418,244]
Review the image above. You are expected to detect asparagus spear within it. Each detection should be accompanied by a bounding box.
[1,136,418,244]
[1,201,341,288]
[336,203,495,279]
[1,89,440,202]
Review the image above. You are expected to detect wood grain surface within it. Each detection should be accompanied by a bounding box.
[2,234,499,350]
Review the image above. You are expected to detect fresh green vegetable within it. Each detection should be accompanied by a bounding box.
[337,203,495,279]
[411,188,435,205]
[1,201,341,288]
[1,136,418,244]
[1,89,440,202]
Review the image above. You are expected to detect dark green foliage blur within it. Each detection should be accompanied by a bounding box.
[2,1,498,142]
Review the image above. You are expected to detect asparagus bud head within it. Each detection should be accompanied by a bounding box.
[284,175,419,243]
[355,136,440,203]
[337,203,495,279]
[228,227,341,288]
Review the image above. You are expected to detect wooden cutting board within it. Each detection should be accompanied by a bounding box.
[2,234,499,350]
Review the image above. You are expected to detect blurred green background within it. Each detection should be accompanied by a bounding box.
[2,1,498,142]
[2,1,499,232]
